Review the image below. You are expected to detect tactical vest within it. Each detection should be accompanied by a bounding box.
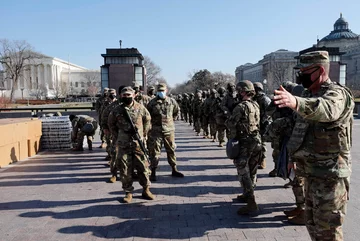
[287,82,354,178]
[236,100,260,137]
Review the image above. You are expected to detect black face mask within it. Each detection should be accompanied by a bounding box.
[297,67,320,89]
[109,94,116,100]
[121,97,133,105]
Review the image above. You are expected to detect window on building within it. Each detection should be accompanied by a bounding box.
[75,82,78,87]
[87,82,91,87]
[81,82,85,88]
[93,81,96,86]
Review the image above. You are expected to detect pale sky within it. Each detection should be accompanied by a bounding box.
[1,0,360,87]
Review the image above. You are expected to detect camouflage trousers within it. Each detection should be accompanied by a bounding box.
[116,147,151,192]
[216,122,227,143]
[193,116,201,134]
[271,138,281,168]
[233,136,262,197]
[148,131,177,169]
[76,132,93,148]
[209,118,217,138]
[292,173,305,209]
[202,116,210,136]
[182,111,188,122]
[305,176,349,241]
[105,134,112,156]
[188,113,193,124]
[109,142,118,176]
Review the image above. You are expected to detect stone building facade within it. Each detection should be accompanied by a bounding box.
[235,49,298,93]
[0,52,100,99]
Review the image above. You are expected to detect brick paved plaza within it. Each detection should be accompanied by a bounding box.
[1,120,360,241]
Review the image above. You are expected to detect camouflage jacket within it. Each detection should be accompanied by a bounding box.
[71,115,96,137]
[192,96,203,118]
[254,91,271,124]
[214,96,227,123]
[221,92,238,116]
[203,97,217,118]
[95,96,105,114]
[147,96,179,134]
[226,99,260,140]
[287,79,354,178]
[135,93,152,107]
[180,97,189,112]
[108,101,151,150]
[101,99,120,130]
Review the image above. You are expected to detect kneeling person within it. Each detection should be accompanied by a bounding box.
[70,114,98,151]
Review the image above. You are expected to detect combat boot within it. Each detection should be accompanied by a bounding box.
[258,159,266,169]
[150,168,157,182]
[109,175,116,183]
[142,186,155,200]
[218,142,224,147]
[288,209,305,225]
[172,166,184,178]
[123,192,132,203]
[71,146,84,151]
[237,196,259,215]
[284,206,303,217]
[236,194,250,203]
[98,142,104,148]
[283,180,292,188]
[269,169,277,177]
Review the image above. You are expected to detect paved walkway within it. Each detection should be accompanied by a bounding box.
[1,120,360,241]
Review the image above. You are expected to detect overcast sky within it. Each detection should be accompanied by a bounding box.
[1,0,360,86]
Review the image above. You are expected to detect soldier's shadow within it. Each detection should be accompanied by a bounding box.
[19,200,293,240]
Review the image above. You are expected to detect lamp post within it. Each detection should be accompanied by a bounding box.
[263,79,267,94]
[20,87,24,100]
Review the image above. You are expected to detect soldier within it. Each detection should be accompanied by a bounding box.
[188,93,194,126]
[99,88,116,160]
[274,51,354,240]
[102,86,125,183]
[204,89,218,142]
[201,90,210,138]
[95,88,109,148]
[70,114,98,151]
[134,83,151,106]
[147,83,184,181]
[214,87,227,147]
[226,80,262,215]
[147,86,156,99]
[253,82,271,169]
[181,93,189,122]
[192,90,203,136]
[222,83,238,115]
[108,86,154,203]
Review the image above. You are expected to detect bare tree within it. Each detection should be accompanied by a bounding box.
[51,81,69,99]
[144,56,163,87]
[211,71,235,87]
[82,71,100,87]
[0,39,41,100]
[270,62,294,90]
[29,84,47,100]
[87,84,100,100]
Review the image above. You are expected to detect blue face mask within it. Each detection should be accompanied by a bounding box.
[157,91,166,99]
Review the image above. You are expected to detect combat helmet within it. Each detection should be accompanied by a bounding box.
[218,86,226,95]
[253,82,264,91]
[236,80,255,92]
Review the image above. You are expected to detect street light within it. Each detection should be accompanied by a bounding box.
[20,87,24,100]
[263,79,267,94]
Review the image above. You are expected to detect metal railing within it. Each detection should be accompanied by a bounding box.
[0,106,95,114]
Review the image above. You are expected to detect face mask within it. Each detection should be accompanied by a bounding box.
[297,67,320,89]
[157,91,166,99]
[109,94,116,100]
[148,90,155,96]
[121,97,133,105]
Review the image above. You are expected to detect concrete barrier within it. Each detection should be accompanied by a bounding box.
[0,118,42,168]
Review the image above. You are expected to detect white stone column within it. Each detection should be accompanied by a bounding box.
[44,64,48,89]
[37,65,41,88]
[49,65,54,89]
[30,65,35,90]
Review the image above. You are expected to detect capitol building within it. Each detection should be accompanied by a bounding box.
[0,52,100,99]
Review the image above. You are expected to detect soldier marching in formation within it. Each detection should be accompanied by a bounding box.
[87,50,352,241]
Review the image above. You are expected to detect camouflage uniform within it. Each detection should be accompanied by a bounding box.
[147,83,183,181]
[71,115,98,150]
[192,91,203,135]
[214,87,227,146]
[187,93,194,125]
[225,80,262,215]
[147,86,156,99]
[135,92,152,107]
[204,89,218,141]
[200,91,210,137]
[286,51,354,240]
[95,88,109,146]
[108,88,152,196]
[102,99,121,179]
[181,94,189,122]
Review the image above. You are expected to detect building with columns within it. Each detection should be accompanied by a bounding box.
[0,52,100,99]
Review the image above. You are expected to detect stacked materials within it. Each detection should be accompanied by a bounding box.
[40,116,72,150]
